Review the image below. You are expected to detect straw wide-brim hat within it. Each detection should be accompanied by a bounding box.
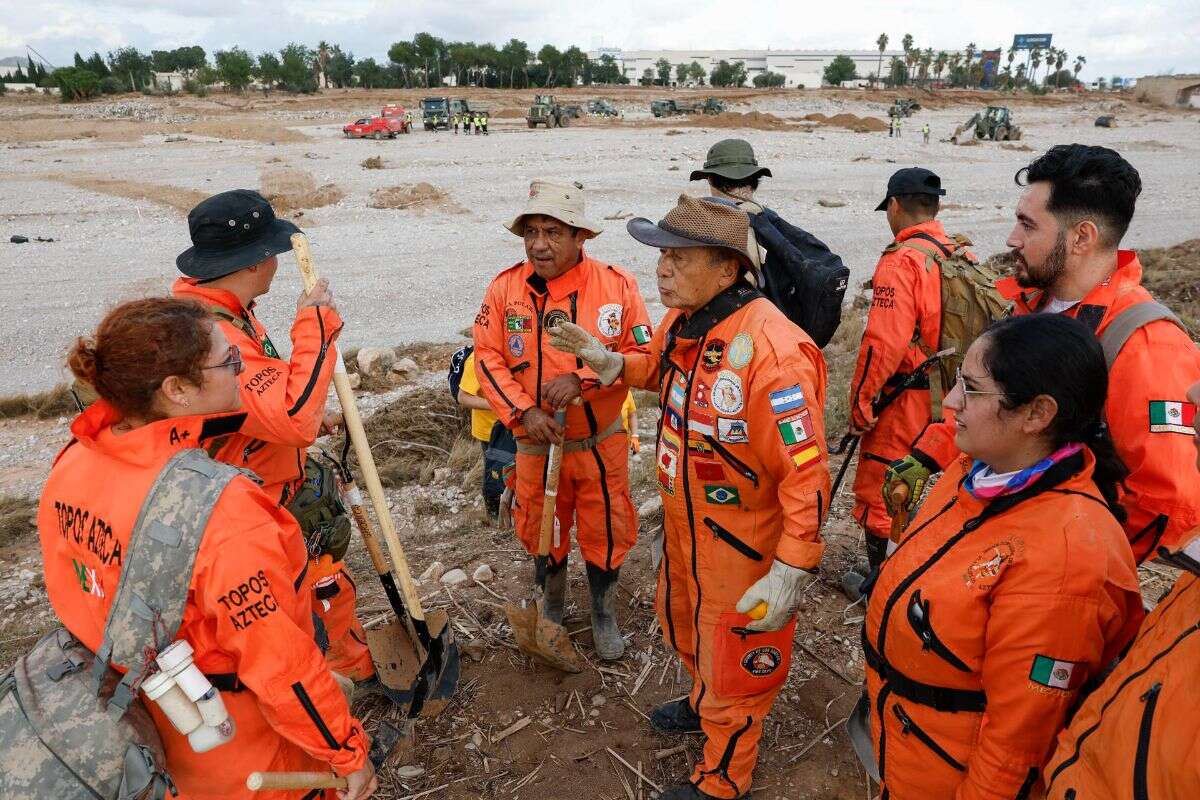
[627,194,761,272]
[506,180,602,239]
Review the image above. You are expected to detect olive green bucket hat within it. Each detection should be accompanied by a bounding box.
[689,138,772,182]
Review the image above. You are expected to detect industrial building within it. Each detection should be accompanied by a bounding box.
[587,48,905,87]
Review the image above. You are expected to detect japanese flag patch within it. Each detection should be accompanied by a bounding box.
[1029,655,1084,690]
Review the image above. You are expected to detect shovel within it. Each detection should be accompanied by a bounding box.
[504,408,584,673]
[291,233,459,719]
[246,720,406,791]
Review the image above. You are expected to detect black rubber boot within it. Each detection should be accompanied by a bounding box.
[534,555,568,625]
[649,698,702,734]
[659,782,750,799]
[865,534,888,572]
[584,562,625,660]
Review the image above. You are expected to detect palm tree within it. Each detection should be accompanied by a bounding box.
[948,52,962,86]
[1054,48,1067,88]
[920,48,933,86]
[901,34,913,84]
[963,42,977,87]
[1015,62,1027,87]
[934,51,948,84]
[1073,55,1086,87]
[1030,48,1042,86]
[876,33,888,86]
[315,41,330,89]
[1001,64,1012,90]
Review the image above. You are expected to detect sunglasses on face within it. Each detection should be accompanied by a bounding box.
[201,345,243,376]
[955,366,1006,401]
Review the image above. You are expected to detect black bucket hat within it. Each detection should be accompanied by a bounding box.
[689,138,772,182]
[176,189,300,280]
[875,167,947,211]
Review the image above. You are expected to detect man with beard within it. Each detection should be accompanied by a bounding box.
[884,144,1200,562]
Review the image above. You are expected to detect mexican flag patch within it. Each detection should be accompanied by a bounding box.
[632,324,652,345]
[1149,400,1196,434]
[1029,655,1083,690]
[777,409,815,446]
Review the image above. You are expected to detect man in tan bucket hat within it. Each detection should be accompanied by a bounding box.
[550,195,830,800]
[473,180,652,662]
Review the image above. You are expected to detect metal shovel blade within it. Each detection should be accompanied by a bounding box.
[364,608,460,718]
[504,598,583,673]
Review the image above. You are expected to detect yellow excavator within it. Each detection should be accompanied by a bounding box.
[950,106,1023,143]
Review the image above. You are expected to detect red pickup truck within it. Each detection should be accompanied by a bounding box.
[342,116,404,139]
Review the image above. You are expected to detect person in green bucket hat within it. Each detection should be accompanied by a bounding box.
[689,138,772,204]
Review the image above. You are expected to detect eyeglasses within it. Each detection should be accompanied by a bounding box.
[955,366,1005,402]
[201,345,243,376]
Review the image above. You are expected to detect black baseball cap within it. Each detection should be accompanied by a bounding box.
[875,167,947,211]
[176,189,300,280]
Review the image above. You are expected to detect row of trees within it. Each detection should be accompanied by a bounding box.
[871,33,1087,91]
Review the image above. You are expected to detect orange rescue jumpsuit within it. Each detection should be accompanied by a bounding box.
[623,283,830,798]
[38,401,369,800]
[472,253,650,570]
[1045,527,1200,799]
[910,251,1200,562]
[849,220,957,540]
[173,278,373,680]
[865,451,1143,800]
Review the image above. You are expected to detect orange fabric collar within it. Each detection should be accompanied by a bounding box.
[997,250,1143,312]
[521,251,595,301]
[894,219,949,243]
[69,399,246,466]
[172,276,255,316]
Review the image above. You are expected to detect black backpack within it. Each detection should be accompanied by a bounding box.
[747,206,849,348]
[447,344,472,399]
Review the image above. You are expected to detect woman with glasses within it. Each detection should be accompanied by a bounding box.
[861,314,1144,800]
[36,298,376,800]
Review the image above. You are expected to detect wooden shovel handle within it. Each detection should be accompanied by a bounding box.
[246,771,348,791]
[537,409,568,557]
[291,233,425,622]
[888,484,910,543]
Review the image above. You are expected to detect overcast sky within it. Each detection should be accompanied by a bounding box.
[4,1,1197,81]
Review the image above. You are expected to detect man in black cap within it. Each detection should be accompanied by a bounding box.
[844,168,976,586]
[173,189,376,683]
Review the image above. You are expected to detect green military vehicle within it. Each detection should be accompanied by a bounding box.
[951,106,1023,143]
[526,94,569,128]
[651,97,726,117]
[887,98,922,118]
[588,99,618,116]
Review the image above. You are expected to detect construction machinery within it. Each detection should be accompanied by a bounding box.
[526,94,569,128]
[420,97,450,131]
[651,97,726,117]
[588,99,618,116]
[887,98,922,118]
[561,103,584,119]
[950,106,1023,143]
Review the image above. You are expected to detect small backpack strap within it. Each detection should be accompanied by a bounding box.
[92,449,243,717]
[1098,301,1185,369]
[206,305,258,343]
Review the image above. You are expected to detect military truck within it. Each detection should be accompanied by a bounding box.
[950,106,1023,143]
[526,95,569,128]
[588,99,618,116]
[651,97,725,117]
[420,97,451,131]
[887,98,922,118]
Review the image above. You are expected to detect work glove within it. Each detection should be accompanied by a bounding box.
[546,321,624,385]
[882,452,935,515]
[735,559,810,632]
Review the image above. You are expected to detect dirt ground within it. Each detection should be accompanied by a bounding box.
[0,83,1197,799]
[3,86,1199,392]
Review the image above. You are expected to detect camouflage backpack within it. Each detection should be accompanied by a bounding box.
[890,232,1010,418]
[0,448,244,800]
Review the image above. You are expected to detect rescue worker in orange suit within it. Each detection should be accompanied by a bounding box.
[848,168,970,579]
[550,195,831,800]
[863,314,1142,799]
[173,189,374,682]
[885,144,1200,563]
[39,298,375,800]
[1044,380,1200,799]
[472,180,651,661]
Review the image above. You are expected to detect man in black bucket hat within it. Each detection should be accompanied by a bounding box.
[173,190,376,685]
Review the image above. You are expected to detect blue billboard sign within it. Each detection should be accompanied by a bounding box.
[1013,34,1053,50]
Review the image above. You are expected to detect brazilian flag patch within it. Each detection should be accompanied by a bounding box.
[704,485,740,505]
[632,324,652,345]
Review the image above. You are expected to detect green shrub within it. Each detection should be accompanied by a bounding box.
[99,76,123,95]
[51,67,101,101]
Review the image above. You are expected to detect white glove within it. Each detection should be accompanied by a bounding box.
[649,524,665,573]
[735,559,809,632]
[546,321,624,385]
[498,487,514,530]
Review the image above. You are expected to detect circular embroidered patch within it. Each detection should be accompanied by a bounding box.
[508,334,525,358]
[597,303,623,337]
[727,333,754,369]
[543,309,570,330]
[701,339,726,372]
[742,646,783,676]
[712,370,744,415]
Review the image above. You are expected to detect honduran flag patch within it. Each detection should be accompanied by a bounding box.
[768,385,806,415]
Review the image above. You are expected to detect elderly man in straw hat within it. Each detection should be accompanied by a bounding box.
[550,195,830,799]
[472,180,652,661]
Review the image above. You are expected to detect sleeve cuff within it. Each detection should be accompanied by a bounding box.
[329,723,370,776]
[774,538,824,572]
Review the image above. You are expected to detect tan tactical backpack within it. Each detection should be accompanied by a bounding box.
[0,449,244,799]
[891,232,1010,418]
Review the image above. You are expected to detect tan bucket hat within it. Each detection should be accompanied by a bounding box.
[506,180,602,238]
[627,194,762,272]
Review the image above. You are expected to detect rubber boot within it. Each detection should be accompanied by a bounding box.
[535,555,568,625]
[659,783,749,799]
[585,562,625,660]
[649,698,702,734]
